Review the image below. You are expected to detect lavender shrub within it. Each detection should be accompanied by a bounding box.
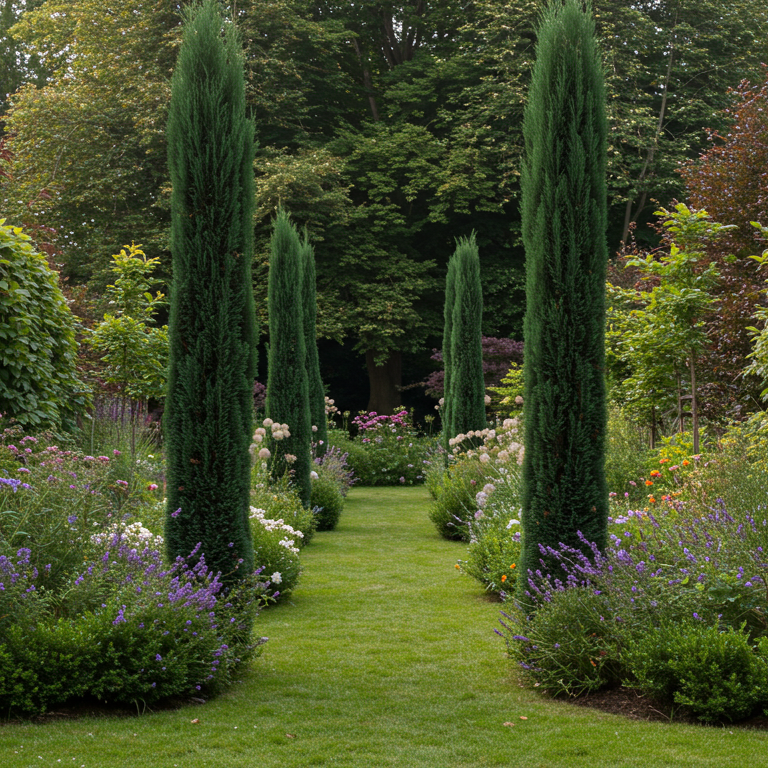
[498,499,768,709]
[0,534,266,716]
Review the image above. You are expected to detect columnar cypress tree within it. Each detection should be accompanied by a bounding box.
[164,0,256,581]
[300,234,328,456]
[266,209,312,508]
[518,0,609,591]
[441,254,457,451]
[448,234,486,439]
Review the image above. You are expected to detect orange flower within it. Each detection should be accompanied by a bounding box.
[510,564,516,569]
[659,458,669,464]
[649,496,656,503]
[645,479,653,486]
[650,470,661,477]
[455,564,460,569]
[501,574,507,582]
[682,459,690,466]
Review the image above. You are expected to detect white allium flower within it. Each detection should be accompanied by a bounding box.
[284,453,297,464]
[281,423,289,431]
[482,483,496,495]
[255,427,266,437]
[475,491,488,508]
[310,470,319,480]
[253,433,263,443]
[263,418,274,427]
[479,453,490,464]
[515,395,524,405]
[484,394,491,405]
[270,572,282,584]
[312,425,318,432]
[487,429,496,440]
[438,397,445,406]
[272,430,284,440]
[497,450,510,462]
[258,447,271,459]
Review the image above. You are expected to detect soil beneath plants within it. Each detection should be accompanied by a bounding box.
[570,685,768,730]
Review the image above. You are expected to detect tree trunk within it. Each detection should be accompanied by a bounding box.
[366,349,402,415]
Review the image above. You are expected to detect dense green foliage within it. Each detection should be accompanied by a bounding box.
[607,205,729,449]
[518,0,609,587]
[440,252,457,450]
[7,0,766,411]
[265,209,312,507]
[88,242,168,408]
[0,219,86,429]
[163,0,257,581]
[300,235,328,454]
[310,473,345,531]
[446,234,486,440]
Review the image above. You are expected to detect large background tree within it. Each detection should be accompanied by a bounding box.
[164,0,257,581]
[3,0,767,416]
[518,0,609,589]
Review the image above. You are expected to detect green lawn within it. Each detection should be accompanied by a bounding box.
[2,486,767,767]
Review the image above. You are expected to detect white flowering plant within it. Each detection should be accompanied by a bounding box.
[248,506,302,600]
[429,418,525,541]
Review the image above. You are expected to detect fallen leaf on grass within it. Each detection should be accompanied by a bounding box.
[503,722,515,727]
[519,716,528,720]
[286,733,296,739]
[190,719,199,724]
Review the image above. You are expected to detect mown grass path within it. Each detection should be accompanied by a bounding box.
[2,486,768,767]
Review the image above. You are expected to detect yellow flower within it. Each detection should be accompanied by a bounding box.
[455,564,460,569]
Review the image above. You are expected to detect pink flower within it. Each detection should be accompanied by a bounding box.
[148,483,159,491]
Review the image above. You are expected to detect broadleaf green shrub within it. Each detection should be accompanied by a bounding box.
[0,219,88,429]
[310,473,344,531]
[625,623,768,722]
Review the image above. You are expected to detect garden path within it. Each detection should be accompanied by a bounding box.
[3,487,765,767]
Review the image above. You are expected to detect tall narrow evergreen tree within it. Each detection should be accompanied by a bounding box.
[300,234,328,456]
[266,209,312,508]
[441,254,457,451]
[164,0,257,581]
[448,234,486,439]
[518,0,609,592]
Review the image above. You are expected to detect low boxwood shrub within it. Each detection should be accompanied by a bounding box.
[0,537,264,717]
[310,472,344,531]
[625,622,768,722]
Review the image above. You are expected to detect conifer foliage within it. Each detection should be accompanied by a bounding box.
[300,234,328,457]
[440,254,457,450]
[266,209,312,508]
[445,234,486,441]
[164,0,257,581]
[518,0,609,589]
